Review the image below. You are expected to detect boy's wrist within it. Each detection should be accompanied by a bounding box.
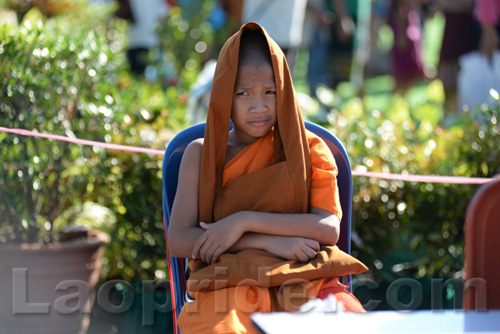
[259,234,272,252]
[236,210,251,234]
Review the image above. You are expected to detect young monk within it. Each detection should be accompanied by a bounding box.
[168,22,367,333]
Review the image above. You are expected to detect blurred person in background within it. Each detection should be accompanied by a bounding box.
[329,0,357,86]
[219,0,244,34]
[434,0,475,114]
[241,0,308,72]
[115,0,169,75]
[302,0,335,98]
[302,0,355,97]
[388,0,427,92]
[474,0,500,57]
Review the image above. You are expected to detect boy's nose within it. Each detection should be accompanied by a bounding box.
[250,96,267,112]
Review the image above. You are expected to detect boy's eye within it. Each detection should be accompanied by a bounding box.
[266,91,276,95]
[236,91,248,96]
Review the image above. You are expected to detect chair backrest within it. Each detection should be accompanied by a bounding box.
[464,178,500,310]
[162,121,353,332]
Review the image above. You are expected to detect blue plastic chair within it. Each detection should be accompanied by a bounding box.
[162,121,353,333]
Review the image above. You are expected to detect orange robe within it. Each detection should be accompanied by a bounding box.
[222,130,342,217]
[179,22,367,334]
[178,130,365,333]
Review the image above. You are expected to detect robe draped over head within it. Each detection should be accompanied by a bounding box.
[198,22,311,223]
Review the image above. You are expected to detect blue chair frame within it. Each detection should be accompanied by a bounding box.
[162,121,353,333]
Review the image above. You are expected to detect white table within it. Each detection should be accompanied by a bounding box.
[252,310,500,333]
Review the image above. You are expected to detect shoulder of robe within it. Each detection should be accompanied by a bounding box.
[305,130,337,169]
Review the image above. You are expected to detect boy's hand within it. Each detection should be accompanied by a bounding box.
[265,236,320,262]
[192,217,245,264]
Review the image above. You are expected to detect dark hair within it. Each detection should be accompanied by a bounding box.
[238,30,272,68]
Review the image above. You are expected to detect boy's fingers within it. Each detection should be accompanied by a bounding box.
[192,233,207,259]
[205,242,221,264]
[302,245,316,260]
[211,247,223,264]
[304,239,320,252]
[210,248,218,264]
[201,242,215,264]
[299,241,319,260]
[298,250,309,262]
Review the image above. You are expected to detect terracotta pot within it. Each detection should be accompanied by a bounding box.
[0,232,108,334]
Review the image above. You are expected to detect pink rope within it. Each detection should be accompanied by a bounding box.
[0,126,165,156]
[351,171,494,184]
[0,126,495,184]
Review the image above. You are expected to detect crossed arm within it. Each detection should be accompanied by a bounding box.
[167,139,340,265]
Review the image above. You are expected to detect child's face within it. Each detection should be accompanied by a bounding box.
[231,63,277,145]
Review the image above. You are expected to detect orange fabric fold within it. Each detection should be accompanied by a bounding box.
[188,245,367,292]
[223,130,275,188]
[178,282,326,334]
[306,132,342,217]
[223,129,342,218]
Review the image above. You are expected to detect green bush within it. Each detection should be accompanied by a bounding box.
[153,0,232,91]
[323,82,500,282]
[0,4,128,243]
[0,0,228,283]
[0,3,174,282]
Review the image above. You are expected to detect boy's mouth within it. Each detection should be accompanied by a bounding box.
[248,118,270,127]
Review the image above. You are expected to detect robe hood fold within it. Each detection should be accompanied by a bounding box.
[198,22,311,223]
